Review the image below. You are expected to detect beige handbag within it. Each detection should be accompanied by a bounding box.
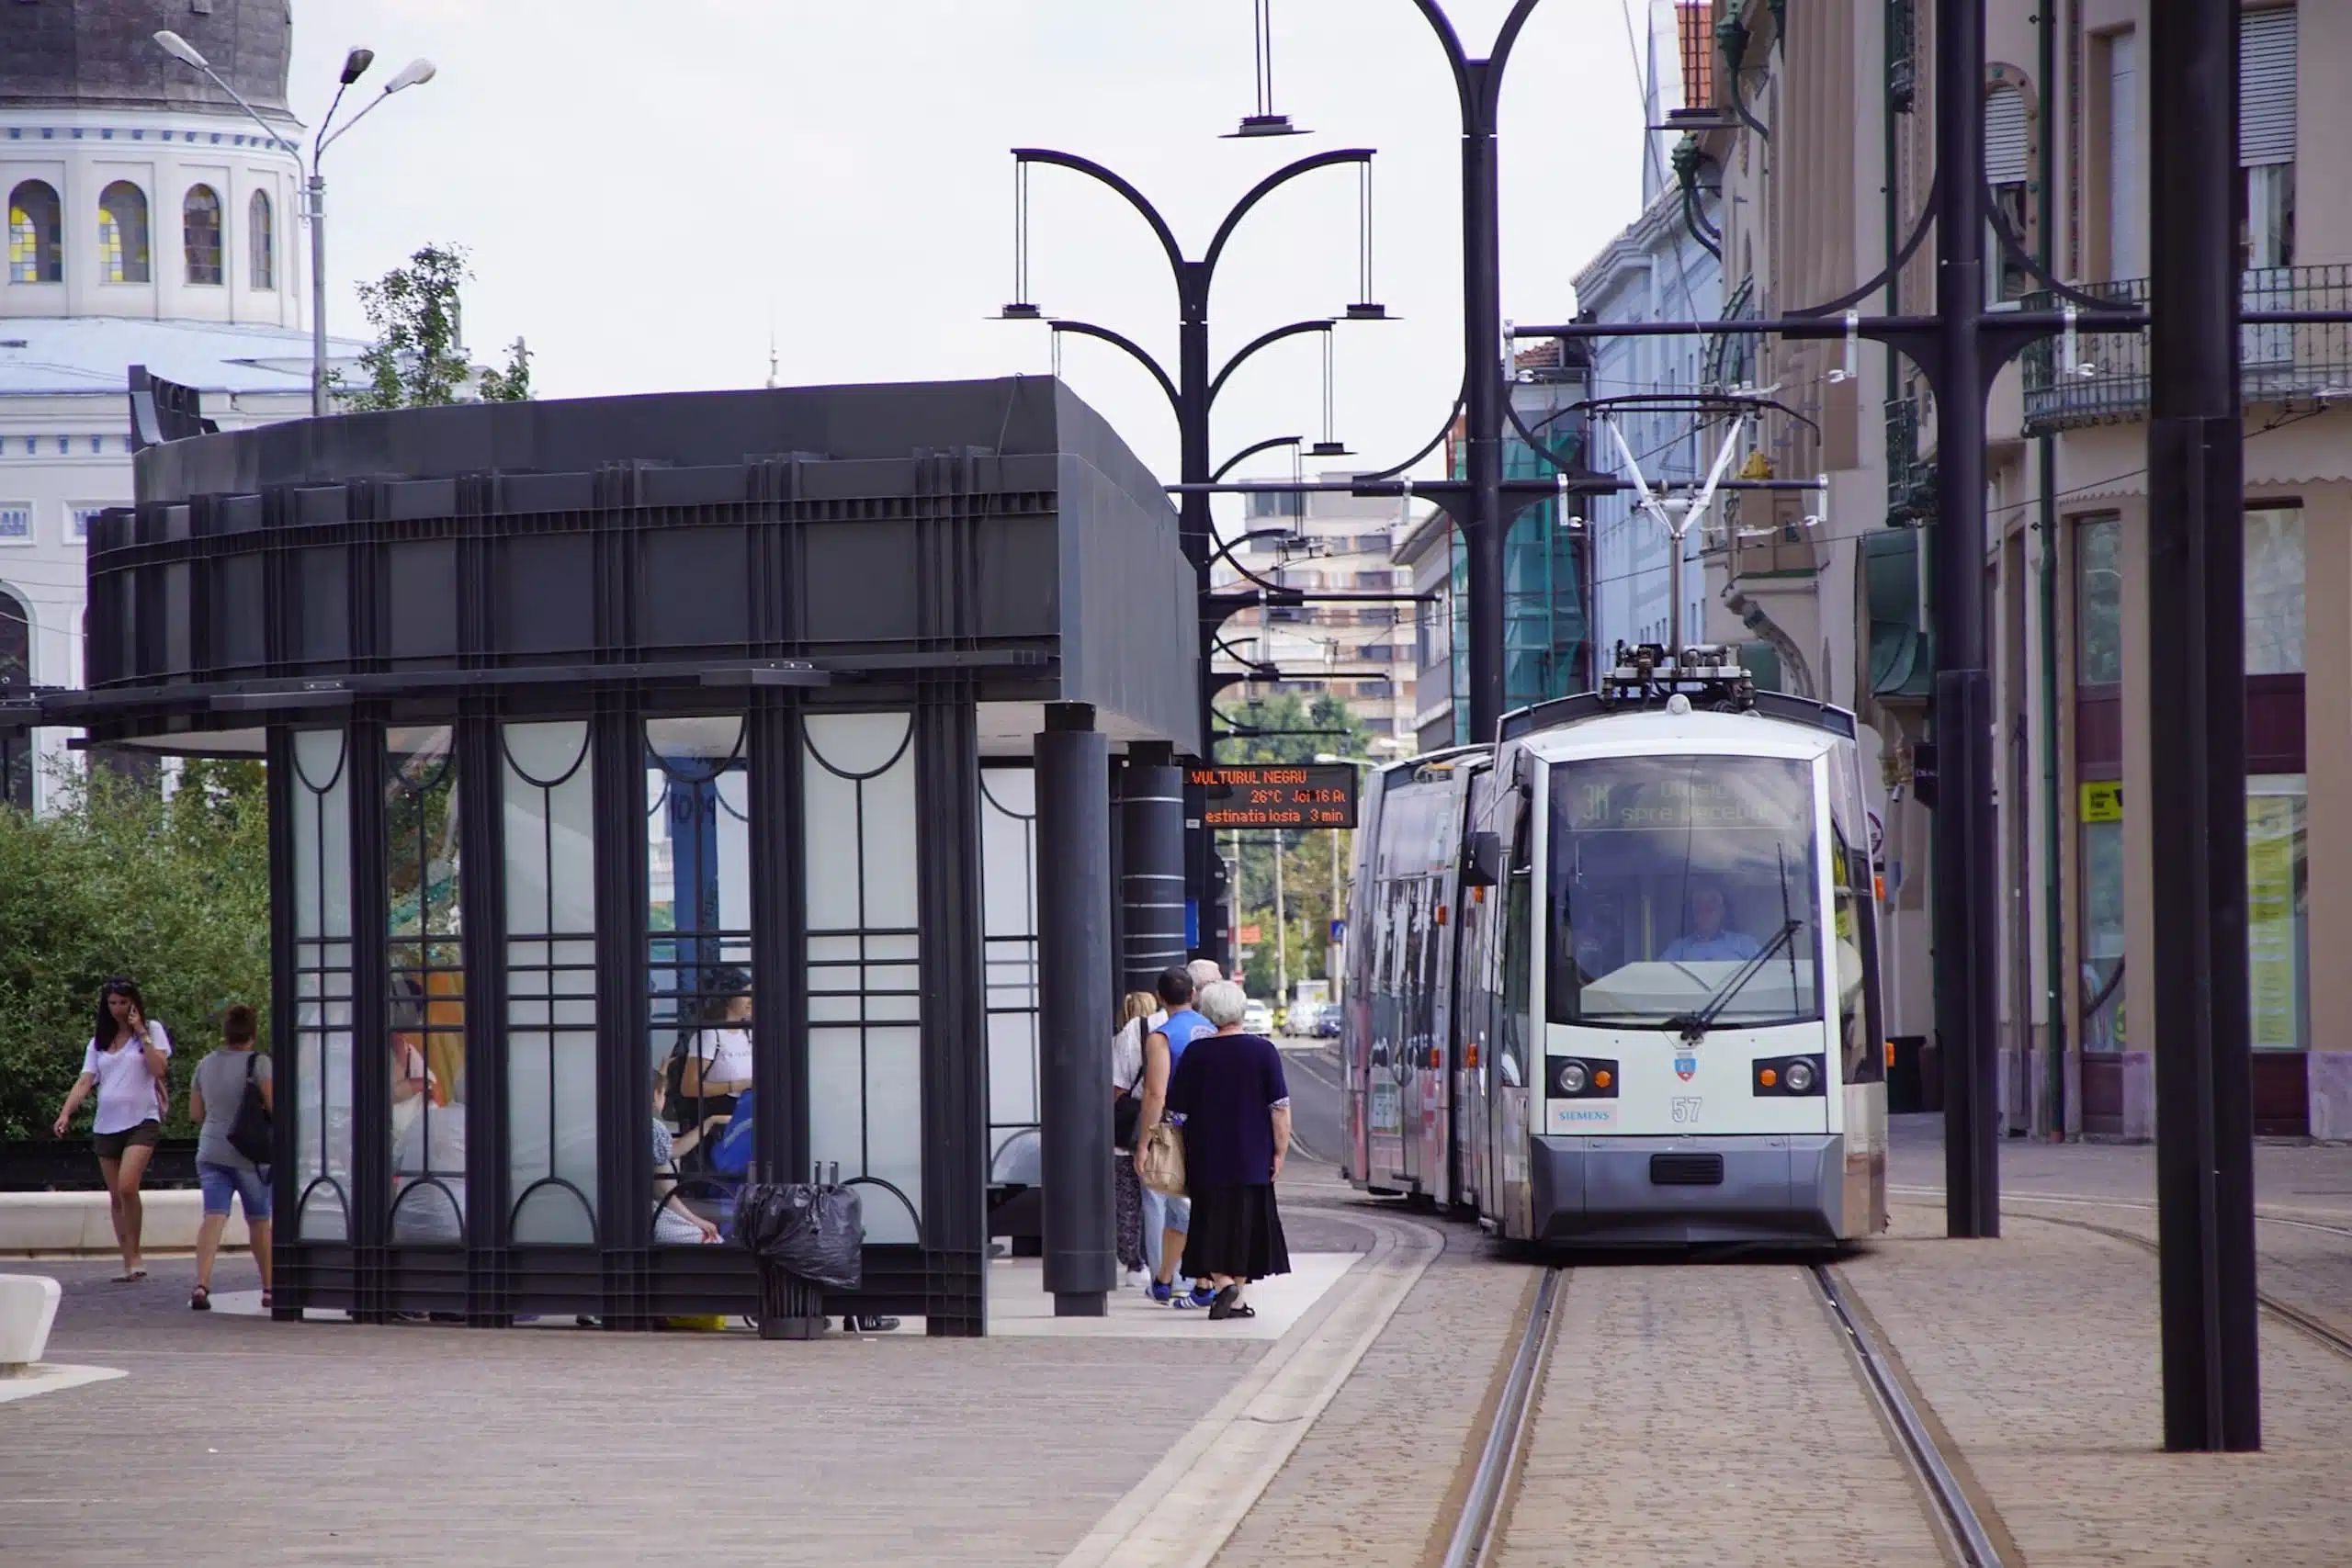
[1137,1121,1187,1197]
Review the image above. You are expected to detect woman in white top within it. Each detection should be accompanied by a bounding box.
[681,983,755,1122]
[1110,990,1156,1286]
[51,977,174,1281]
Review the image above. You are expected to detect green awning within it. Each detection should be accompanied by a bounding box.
[1738,641,1782,693]
[1866,530,1933,699]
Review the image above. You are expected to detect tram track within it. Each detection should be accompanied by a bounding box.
[1430,1258,2007,1568]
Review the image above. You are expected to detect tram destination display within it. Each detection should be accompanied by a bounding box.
[1191,763,1358,829]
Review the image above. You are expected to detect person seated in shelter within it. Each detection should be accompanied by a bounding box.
[1659,885,1762,963]
[667,969,752,1163]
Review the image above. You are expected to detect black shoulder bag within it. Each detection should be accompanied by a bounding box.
[227,1054,274,1167]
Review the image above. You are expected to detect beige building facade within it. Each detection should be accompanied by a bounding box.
[1687,0,2346,1138]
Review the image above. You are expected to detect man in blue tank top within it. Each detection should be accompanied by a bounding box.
[1136,964,1220,1306]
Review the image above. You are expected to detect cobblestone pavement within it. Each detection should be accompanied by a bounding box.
[1846,1201,2352,1567]
[1210,1189,1534,1568]
[1495,1260,1945,1567]
[0,1204,1374,1568]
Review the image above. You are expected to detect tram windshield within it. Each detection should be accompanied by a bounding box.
[1546,754,1823,1031]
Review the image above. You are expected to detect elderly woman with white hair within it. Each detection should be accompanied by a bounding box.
[1162,978,1293,1319]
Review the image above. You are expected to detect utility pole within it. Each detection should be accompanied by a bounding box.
[1329,826,1343,1004]
[2145,0,2260,1453]
[1273,829,1289,1003]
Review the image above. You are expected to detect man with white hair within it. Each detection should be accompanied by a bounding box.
[1187,958,1223,992]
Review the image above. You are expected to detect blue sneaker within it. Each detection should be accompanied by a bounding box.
[1182,1285,1216,1310]
[1149,1281,1176,1305]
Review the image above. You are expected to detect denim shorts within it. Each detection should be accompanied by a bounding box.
[1159,1192,1191,1234]
[197,1161,272,1221]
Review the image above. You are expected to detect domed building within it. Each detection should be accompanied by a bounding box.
[2,0,363,807]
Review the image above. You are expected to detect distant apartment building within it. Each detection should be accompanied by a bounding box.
[1212,478,1417,748]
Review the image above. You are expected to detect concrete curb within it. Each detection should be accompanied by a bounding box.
[0,1190,247,1257]
[1057,1212,1442,1568]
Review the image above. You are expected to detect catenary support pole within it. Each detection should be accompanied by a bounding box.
[1036,703,1114,1316]
[2146,0,2261,1453]
[1119,741,1188,994]
[1931,0,2002,1239]
[1461,83,1507,741]
[308,174,328,418]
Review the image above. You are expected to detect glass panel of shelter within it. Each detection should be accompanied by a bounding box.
[503,721,598,1246]
[386,726,467,1244]
[978,764,1040,1189]
[289,729,355,1242]
[803,712,924,1246]
[646,716,754,1244]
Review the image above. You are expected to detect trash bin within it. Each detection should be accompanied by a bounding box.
[735,1167,864,1341]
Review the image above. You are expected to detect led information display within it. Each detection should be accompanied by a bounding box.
[1190,763,1359,829]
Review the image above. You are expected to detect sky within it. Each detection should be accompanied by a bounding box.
[295,1,1655,505]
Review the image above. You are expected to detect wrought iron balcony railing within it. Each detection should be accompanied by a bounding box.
[2021,266,2352,434]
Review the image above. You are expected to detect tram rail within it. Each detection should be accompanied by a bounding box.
[1431,1258,2008,1567]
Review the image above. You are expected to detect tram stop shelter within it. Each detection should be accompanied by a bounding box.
[42,377,1198,1334]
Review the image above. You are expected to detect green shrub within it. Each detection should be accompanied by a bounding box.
[0,760,269,1140]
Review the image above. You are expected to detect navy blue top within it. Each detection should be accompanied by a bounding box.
[1165,1030,1291,1190]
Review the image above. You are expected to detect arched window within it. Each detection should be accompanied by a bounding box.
[183,184,222,285]
[248,189,275,289]
[98,181,151,284]
[7,180,62,284]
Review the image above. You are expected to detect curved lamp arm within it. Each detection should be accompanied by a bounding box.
[1408,0,1546,124]
[1203,148,1376,279]
[1210,319,1332,409]
[1206,527,1302,570]
[1215,434,1304,482]
[1048,320,1182,417]
[1013,148,1187,284]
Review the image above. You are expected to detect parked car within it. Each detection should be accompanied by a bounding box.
[1243,999,1275,1036]
[1314,1006,1342,1038]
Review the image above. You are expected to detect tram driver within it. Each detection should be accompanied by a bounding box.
[1659,885,1762,964]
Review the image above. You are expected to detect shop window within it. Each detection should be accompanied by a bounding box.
[503,722,598,1245]
[2245,775,2309,1052]
[2078,807,2126,1052]
[646,716,752,1240]
[98,181,151,284]
[2244,506,2303,674]
[387,726,467,1243]
[803,711,923,1245]
[288,729,355,1239]
[2075,515,2122,685]
[7,179,62,283]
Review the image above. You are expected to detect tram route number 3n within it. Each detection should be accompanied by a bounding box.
[1190,763,1360,830]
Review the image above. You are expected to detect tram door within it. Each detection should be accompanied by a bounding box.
[1407,773,1469,1204]
[1452,766,1521,1216]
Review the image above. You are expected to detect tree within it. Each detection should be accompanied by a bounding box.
[1214,691,1374,994]
[0,761,271,1141]
[336,243,532,412]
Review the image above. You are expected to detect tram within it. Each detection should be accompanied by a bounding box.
[1340,645,1889,1247]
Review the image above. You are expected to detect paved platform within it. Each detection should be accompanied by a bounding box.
[6,1143,2350,1566]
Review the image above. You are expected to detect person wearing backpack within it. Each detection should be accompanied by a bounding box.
[187,1003,274,1311]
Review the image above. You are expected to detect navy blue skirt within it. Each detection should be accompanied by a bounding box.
[1181,1183,1291,1280]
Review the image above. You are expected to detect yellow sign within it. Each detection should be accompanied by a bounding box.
[2245,795,2300,1051]
[2079,781,2122,822]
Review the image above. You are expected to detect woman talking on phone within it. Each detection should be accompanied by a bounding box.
[51,977,175,1282]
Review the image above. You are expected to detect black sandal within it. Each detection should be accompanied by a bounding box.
[189,1286,211,1312]
[1208,1284,1252,1321]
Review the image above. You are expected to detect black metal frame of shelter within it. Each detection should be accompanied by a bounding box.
[51,378,1196,1331]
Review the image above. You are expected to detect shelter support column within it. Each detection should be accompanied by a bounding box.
[1120,742,1187,995]
[1036,703,1114,1315]
[2301,488,2352,1138]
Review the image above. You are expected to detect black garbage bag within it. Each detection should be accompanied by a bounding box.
[735,1180,865,1292]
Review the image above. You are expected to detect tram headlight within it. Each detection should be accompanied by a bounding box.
[1556,1060,1589,1095]
[1784,1057,1817,1094]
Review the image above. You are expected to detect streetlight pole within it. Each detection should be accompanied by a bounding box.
[1003,145,1377,968]
[154,32,435,418]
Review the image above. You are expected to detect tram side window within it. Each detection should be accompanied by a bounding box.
[1830,829,1880,1084]
[1499,862,1532,1089]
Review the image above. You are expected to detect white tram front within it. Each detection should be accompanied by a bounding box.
[1341,667,1889,1247]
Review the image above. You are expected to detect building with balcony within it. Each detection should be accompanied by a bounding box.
[1689,0,2348,1140]
[1211,477,1418,747]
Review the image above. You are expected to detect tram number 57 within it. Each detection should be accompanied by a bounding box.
[1670,1098,1704,1125]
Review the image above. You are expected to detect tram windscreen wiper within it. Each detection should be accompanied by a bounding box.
[1669,919,1804,1044]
